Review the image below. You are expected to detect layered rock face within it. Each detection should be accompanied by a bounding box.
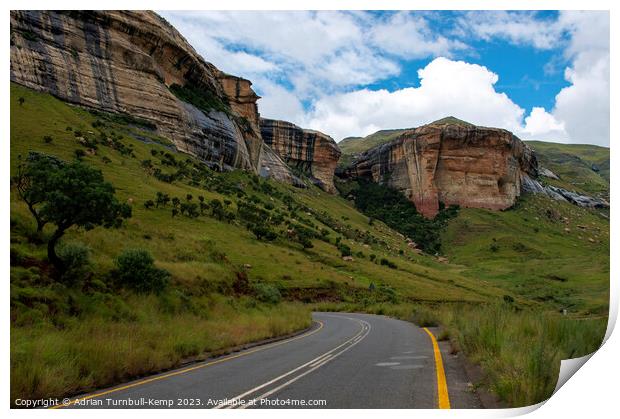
[260,118,342,193]
[10,10,296,182]
[342,120,538,217]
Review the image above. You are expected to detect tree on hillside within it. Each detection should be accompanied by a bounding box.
[14,152,131,272]
[13,153,64,233]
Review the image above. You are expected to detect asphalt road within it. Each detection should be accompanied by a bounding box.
[61,312,474,409]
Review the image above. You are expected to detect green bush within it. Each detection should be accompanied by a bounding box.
[338,243,352,257]
[113,249,170,294]
[253,283,282,304]
[57,242,92,284]
[379,258,398,269]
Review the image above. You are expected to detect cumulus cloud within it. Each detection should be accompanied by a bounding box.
[303,58,527,140]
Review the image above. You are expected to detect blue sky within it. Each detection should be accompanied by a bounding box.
[160,10,609,146]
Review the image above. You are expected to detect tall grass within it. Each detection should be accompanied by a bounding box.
[10,296,310,402]
[312,301,606,407]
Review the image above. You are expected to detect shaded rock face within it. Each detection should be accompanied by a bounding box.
[10,10,270,173]
[342,121,538,217]
[260,118,341,193]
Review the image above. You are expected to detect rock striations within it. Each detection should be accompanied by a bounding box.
[260,118,341,193]
[9,10,309,186]
[341,118,538,217]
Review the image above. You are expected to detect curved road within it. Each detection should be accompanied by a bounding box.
[59,312,476,409]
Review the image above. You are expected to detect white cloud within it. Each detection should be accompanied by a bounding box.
[523,107,567,140]
[550,11,610,146]
[457,11,566,50]
[304,58,527,140]
[370,12,468,59]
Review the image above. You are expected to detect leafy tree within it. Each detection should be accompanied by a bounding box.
[15,153,131,271]
[209,199,226,221]
[13,153,63,232]
[171,197,180,208]
[249,224,277,241]
[155,192,170,208]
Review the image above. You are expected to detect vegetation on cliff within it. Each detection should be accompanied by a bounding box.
[336,179,459,253]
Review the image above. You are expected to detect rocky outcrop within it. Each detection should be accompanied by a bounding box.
[9,10,298,185]
[260,118,341,193]
[522,175,609,208]
[341,118,538,217]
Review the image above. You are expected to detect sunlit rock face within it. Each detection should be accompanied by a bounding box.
[260,118,342,193]
[341,118,538,217]
[10,10,272,174]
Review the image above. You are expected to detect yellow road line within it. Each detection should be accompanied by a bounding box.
[423,327,451,409]
[51,320,324,409]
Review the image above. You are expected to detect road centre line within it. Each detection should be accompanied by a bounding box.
[216,316,370,409]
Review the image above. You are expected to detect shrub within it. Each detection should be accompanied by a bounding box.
[57,242,92,284]
[253,283,282,304]
[113,249,170,294]
[144,200,155,209]
[43,135,53,143]
[380,258,398,269]
[338,244,352,257]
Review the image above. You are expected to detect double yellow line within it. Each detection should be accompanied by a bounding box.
[51,320,324,409]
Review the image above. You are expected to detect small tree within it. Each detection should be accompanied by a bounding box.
[18,97,25,106]
[15,153,131,271]
[144,200,155,209]
[13,153,63,233]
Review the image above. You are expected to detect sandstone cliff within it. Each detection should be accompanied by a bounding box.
[260,118,341,193]
[10,10,298,184]
[341,118,538,217]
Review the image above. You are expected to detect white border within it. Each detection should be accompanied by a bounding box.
[3,1,616,418]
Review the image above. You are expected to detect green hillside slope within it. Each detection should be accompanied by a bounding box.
[526,140,609,199]
[10,84,609,407]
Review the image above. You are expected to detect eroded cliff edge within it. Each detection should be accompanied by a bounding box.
[260,118,341,193]
[10,10,300,186]
[340,119,538,217]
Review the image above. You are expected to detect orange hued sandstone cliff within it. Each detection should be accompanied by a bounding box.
[340,118,538,217]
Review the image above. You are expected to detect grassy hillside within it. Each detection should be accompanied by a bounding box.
[10,83,609,407]
[526,140,610,199]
